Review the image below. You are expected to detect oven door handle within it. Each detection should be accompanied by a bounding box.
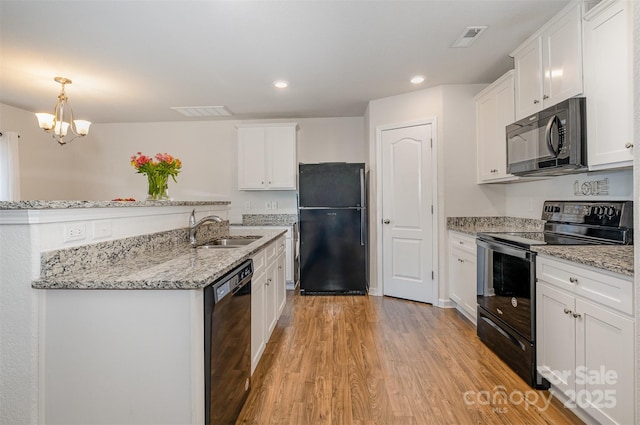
[477,239,532,260]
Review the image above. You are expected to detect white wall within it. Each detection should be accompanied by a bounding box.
[0,104,78,199]
[0,105,365,222]
[505,169,633,218]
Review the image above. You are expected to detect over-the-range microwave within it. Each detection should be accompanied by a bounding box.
[506,97,586,177]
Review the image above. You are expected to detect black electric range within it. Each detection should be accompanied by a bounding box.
[475,200,632,389]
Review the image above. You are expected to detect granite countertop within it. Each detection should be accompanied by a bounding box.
[32,228,286,290]
[447,216,634,276]
[447,216,545,235]
[235,213,298,226]
[533,245,634,277]
[0,200,230,210]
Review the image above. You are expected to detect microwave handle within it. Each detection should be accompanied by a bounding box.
[545,115,562,157]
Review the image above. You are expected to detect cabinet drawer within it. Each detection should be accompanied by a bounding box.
[448,231,477,255]
[536,256,633,315]
[252,250,266,276]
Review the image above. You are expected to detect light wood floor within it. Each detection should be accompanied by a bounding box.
[238,292,584,425]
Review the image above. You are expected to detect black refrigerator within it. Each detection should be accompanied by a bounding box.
[298,162,368,295]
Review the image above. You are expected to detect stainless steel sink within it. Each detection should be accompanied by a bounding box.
[211,238,257,246]
[194,236,260,249]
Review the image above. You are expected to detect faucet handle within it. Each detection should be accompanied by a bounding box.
[190,209,196,226]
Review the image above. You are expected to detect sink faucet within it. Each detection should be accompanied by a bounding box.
[189,209,223,246]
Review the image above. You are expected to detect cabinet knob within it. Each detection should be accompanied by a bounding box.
[543,95,549,100]
[563,308,572,315]
[459,241,464,245]
[569,277,578,284]
[572,312,582,319]
[383,219,391,224]
[533,99,540,104]
[625,143,634,149]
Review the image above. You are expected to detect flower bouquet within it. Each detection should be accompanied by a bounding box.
[130,152,182,200]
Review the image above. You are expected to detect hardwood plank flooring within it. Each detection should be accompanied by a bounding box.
[238,292,584,425]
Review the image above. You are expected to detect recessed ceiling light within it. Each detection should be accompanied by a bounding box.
[273,80,288,89]
[410,76,425,84]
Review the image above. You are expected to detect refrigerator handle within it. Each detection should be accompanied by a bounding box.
[360,208,365,246]
[360,168,365,246]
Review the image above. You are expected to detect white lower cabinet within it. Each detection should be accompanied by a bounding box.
[536,256,634,425]
[250,235,287,375]
[448,231,477,324]
[276,240,286,316]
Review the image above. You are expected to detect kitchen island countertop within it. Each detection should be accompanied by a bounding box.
[32,228,285,290]
[0,200,230,210]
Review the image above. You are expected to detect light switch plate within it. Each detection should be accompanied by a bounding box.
[93,220,112,239]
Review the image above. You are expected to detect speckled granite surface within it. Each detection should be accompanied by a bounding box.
[33,224,286,290]
[533,245,634,277]
[447,216,545,235]
[448,216,633,276]
[241,214,297,225]
[0,200,230,210]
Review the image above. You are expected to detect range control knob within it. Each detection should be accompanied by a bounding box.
[606,207,617,217]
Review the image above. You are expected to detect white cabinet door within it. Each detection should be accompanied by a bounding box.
[575,298,635,425]
[513,3,583,120]
[276,251,286,316]
[448,232,477,324]
[476,70,517,183]
[237,123,297,190]
[266,126,297,189]
[238,127,267,190]
[542,3,583,107]
[536,282,576,394]
[514,37,543,119]
[250,267,266,375]
[264,261,277,339]
[584,0,633,170]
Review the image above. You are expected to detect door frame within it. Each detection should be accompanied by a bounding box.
[375,118,439,301]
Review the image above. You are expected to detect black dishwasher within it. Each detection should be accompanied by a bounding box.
[203,259,253,424]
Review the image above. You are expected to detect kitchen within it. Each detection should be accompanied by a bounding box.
[0,1,638,424]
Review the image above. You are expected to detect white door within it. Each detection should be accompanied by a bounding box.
[381,124,434,303]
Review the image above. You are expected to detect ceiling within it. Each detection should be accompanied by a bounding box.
[0,0,570,124]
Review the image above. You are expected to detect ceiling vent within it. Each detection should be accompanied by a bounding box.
[451,26,488,48]
[170,106,232,117]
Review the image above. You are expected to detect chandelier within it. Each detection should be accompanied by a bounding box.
[35,77,91,146]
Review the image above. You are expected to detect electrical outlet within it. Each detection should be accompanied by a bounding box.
[64,223,86,242]
[265,201,271,210]
[271,201,278,210]
[93,220,112,239]
[244,201,251,210]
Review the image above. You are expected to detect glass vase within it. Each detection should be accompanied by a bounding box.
[147,173,170,201]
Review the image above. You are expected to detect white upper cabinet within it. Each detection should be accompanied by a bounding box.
[512,3,583,120]
[237,123,298,190]
[475,70,518,183]
[583,0,633,170]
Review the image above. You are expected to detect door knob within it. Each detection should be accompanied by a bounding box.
[383,219,391,224]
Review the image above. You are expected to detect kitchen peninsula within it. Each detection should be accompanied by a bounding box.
[0,200,286,425]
